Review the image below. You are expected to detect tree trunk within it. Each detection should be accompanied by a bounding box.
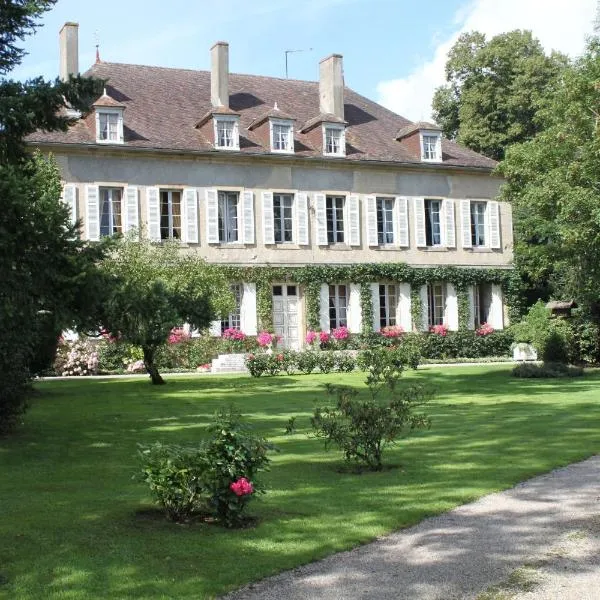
[142,346,165,385]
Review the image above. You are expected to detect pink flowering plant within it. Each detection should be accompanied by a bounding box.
[429,324,449,337]
[221,327,247,352]
[380,325,404,339]
[476,323,495,336]
[229,477,254,497]
[305,330,318,345]
[256,331,276,348]
[54,339,99,376]
[167,327,189,345]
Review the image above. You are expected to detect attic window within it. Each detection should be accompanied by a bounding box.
[270,119,294,153]
[214,116,239,150]
[96,109,123,144]
[421,132,442,162]
[323,124,345,156]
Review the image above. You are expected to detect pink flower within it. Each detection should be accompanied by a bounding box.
[381,325,404,338]
[222,328,246,341]
[332,326,349,340]
[230,477,254,497]
[168,327,189,344]
[319,331,330,343]
[476,323,494,336]
[306,330,318,344]
[276,353,284,361]
[257,331,274,347]
[429,324,449,337]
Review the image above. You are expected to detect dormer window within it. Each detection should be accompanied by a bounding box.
[214,116,239,150]
[93,89,125,144]
[270,119,293,153]
[421,132,442,162]
[323,124,345,156]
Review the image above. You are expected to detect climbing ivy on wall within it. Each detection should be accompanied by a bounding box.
[221,264,516,332]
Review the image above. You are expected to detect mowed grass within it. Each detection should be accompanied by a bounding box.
[2,365,600,599]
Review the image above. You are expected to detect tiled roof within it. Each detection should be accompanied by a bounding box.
[92,91,126,109]
[395,121,441,140]
[299,112,348,133]
[28,61,497,170]
[247,104,296,130]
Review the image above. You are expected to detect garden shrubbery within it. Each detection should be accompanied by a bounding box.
[138,407,272,527]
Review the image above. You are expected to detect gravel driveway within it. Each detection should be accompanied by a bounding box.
[223,455,600,600]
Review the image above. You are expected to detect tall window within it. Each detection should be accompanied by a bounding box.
[271,122,293,152]
[159,190,181,240]
[326,195,345,243]
[98,112,120,142]
[473,283,491,327]
[324,126,345,156]
[377,197,394,245]
[221,284,242,332]
[379,284,399,328]
[422,134,440,161]
[273,193,294,243]
[99,188,122,236]
[427,282,445,327]
[425,199,442,246]
[218,191,239,243]
[329,284,348,329]
[471,201,487,247]
[215,118,238,149]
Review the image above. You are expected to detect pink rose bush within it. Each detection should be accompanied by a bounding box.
[257,331,276,347]
[429,324,449,337]
[168,327,189,344]
[305,330,318,344]
[319,331,330,344]
[229,477,254,497]
[476,323,494,336]
[332,326,349,340]
[380,325,404,338]
[222,328,246,341]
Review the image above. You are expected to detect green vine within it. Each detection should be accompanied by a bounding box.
[410,287,423,332]
[305,281,321,331]
[455,283,471,330]
[360,282,374,334]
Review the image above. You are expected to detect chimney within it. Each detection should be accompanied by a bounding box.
[319,54,344,119]
[59,22,79,81]
[211,41,229,108]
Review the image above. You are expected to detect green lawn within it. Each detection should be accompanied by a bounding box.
[2,366,600,599]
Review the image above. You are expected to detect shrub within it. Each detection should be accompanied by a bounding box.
[280,350,298,375]
[512,362,584,378]
[97,340,143,372]
[334,353,356,373]
[317,351,337,374]
[568,316,600,364]
[138,407,273,527]
[296,351,319,374]
[54,339,99,376]
[245,353,283,377]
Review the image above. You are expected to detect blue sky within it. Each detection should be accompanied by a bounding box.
[9,0,597,120]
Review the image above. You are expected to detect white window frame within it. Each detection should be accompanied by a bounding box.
[95,108,123,144]
[273,193,295,244]
[425,198,443,247]
[213,116,240,150]
[159,189,182,241]
[270,119,294,154]
[427,282,446,327]
[376,197,395,245]
[323,124,346,157]
[379,283,399,328]
[328,284,348,330]
[218,190,240,243]
[470,201,487,247]
[420,131,442,162]
[221,283,243,332]
[99,187,123,237]
[326,195,345,244]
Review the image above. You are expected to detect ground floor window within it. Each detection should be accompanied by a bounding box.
[379,284,399,328]
[221,283,242,332]
[427,282,445,327]
[473,283,492,327]
[329,284,348,330]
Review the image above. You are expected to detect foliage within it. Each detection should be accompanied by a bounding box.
[512,362,583,379]
[138,407,272,527]
[432,30,566,160]
[567,315,600,365]
[244,353,282,377]
[97,237,232,384]
[296,350,320,374]
[498,38,600,315]
[54,339,99,376]
[417,330,514,360]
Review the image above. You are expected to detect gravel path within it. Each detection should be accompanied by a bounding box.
[223,456,600,600]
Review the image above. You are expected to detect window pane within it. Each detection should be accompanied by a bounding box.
[222,283,242,332]
[471,202,486,246]
[425,200,441,246]
[218,191,239,242]
[273,285,283,296]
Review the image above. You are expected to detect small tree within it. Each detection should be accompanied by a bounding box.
[98,237,233,384]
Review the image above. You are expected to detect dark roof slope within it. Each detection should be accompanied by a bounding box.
[28,61,497,169]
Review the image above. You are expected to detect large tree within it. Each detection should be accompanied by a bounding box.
[498,37,600,316]
[0,0,104,433]
[98,237,233,385]
[432,30,566,160]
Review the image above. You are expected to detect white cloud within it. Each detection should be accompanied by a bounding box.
[377,0,597,121]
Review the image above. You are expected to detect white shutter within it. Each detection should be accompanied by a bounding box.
[315,193,328,245]
[347,195,360,246]
[399,283,412,332]
[183,188,198,243]
[295,192,309,245]
[348,283,362,333]
[240,283,257,335]
[460,200,472,248]
[85,185,100,241]
[209,320,222,337]
[146,187,160,241]
[242,190,255,244]
[468,285,476,330]
[446,283,459,331]
[396,196,409,247]
[124,186,139,234]
[414,197,426,248]
[370,283,380,331]
[488,201,500,249]
[444,199,455,248]
[420,284,429,331]
[319,283,330,331]
[205,188,219,244]
[262,191,274,244]
[62,184,77,225]
[489,284,504,329]
[365,195,378,246]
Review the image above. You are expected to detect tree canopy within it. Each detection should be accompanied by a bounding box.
[432,30,566,160]
[498,37,600,316]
